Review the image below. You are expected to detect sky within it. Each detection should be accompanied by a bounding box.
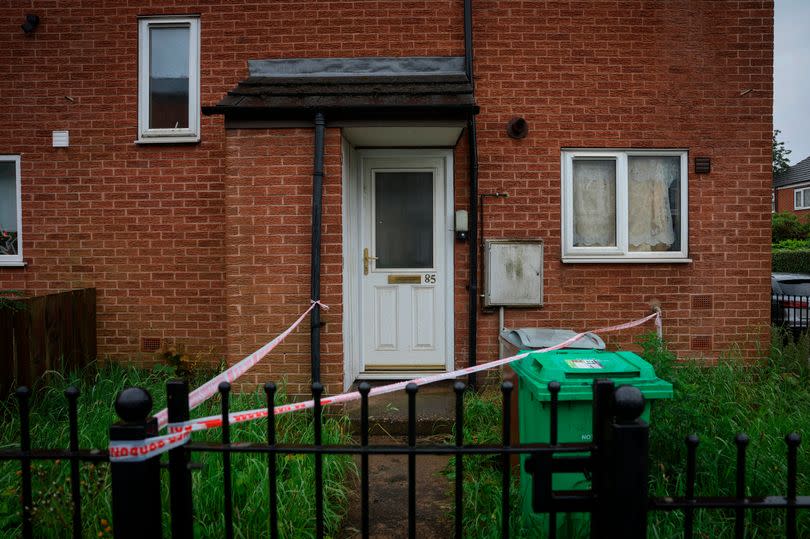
[774,0,810,164]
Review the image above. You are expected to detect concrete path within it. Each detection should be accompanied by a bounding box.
[339,435,454,539]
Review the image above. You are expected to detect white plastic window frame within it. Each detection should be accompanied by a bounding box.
[0,155,23,266]
[795,187,810,210]
[137,16,200,144]
[561,149,689,263]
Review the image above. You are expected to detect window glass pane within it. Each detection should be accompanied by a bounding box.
[149,26,190,129]
[0,161,19,256]
[375,172,433,268]
[796,190,803,208]
[628,156,681,252]
[572,159,616,247]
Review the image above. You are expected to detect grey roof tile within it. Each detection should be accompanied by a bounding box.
[204,56,476,119]
[774,156,810,188]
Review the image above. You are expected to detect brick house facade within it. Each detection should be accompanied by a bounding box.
[774,156,810,218]
[0,1,773,397]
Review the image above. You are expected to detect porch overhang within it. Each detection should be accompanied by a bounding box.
[202,56,479,123]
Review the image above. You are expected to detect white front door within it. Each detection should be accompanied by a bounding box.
[358,155,449,371]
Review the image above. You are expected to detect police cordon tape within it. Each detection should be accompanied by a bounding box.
[109,301,329,461]
[152,300,329,430]
[109,310,661,462]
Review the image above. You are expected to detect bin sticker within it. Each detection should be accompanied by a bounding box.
[565,359,603,369]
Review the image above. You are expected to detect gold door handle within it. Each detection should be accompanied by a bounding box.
[363,248,378,275]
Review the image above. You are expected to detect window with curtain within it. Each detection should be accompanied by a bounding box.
[0,156,22,265]
[562,150,688,262]
[572,159,616,247]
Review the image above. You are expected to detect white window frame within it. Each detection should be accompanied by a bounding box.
[795,187,810,210]
[561,149,689,263]
[0,155,23,266]
[137,16,200,144]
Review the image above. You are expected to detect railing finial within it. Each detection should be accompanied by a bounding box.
[614,385,645,424]
[114,387,152,423]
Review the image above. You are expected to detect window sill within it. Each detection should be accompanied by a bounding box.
[135,136,201,145]
[0,260,27,268]
[562,257,692,264]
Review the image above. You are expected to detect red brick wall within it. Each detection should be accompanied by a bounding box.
[0,1,773,395]
[471,0,773,361]
[223,128,343,396]
[0,0,462,370]
[776,187,810,217]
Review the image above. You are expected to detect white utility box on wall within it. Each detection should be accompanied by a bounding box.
[483,239,543,307]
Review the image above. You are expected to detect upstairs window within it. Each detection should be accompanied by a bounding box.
[138,16,200,143]
[0,156,22,265]
[561,150,689,262]
[795,187,810,210]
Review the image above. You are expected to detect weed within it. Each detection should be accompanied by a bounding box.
[645,331,810,538]
[451,331,810,538]
[444,388,530,538]
[0,289,26,312]
[0,363,354,538]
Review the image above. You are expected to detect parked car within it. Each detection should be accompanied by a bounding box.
[771,272,810,332]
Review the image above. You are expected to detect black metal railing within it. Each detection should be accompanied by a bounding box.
[772,293,810,333]
[1,379,808,538]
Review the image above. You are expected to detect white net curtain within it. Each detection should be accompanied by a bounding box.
[573,156,679,252]
[572,159,617,247]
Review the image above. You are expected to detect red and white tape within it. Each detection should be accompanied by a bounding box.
[153,300,327,429]
[110,310,660,462]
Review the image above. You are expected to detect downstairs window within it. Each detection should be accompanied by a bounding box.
[0,155,22,265]
[561,150,689,262]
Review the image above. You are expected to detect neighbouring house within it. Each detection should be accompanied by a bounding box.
[0,2,773,397]
[774,156,810,217]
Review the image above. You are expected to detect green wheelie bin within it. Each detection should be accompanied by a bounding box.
[510,348,673,537]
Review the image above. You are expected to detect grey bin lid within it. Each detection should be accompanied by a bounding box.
[499,328,605,350]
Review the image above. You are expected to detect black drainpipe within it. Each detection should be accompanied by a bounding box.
[464,0,479,389]
[311,112,325,384]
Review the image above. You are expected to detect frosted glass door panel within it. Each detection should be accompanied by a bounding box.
[374,172,434,269]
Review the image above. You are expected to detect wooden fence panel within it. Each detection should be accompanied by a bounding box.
[79,288,97,368]
[12,308,30,388]
[0,289,96,398]
[0,310,14,397]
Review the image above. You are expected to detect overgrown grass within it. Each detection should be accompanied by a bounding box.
[451,331,810,538]
[644,330,810,538]
[0,363,355,538]
[445,387,531,538]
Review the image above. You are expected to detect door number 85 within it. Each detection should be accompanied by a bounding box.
[424,274,436,284]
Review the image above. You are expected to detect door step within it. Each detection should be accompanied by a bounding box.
[344,380,457,436]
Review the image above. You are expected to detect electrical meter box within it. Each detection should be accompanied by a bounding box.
[483,239,543,308]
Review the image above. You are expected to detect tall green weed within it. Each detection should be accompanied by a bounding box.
[0,363,354,538]
[452,332,810,538]
[642,331,810,538]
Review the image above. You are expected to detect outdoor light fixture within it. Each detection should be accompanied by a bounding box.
[455,210,469,241]
[21,15,40,34]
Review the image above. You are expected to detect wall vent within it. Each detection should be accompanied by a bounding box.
[141,338,161,353]
[690,335,712,351]
[691,295,713,311]
[694,156,711,174]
